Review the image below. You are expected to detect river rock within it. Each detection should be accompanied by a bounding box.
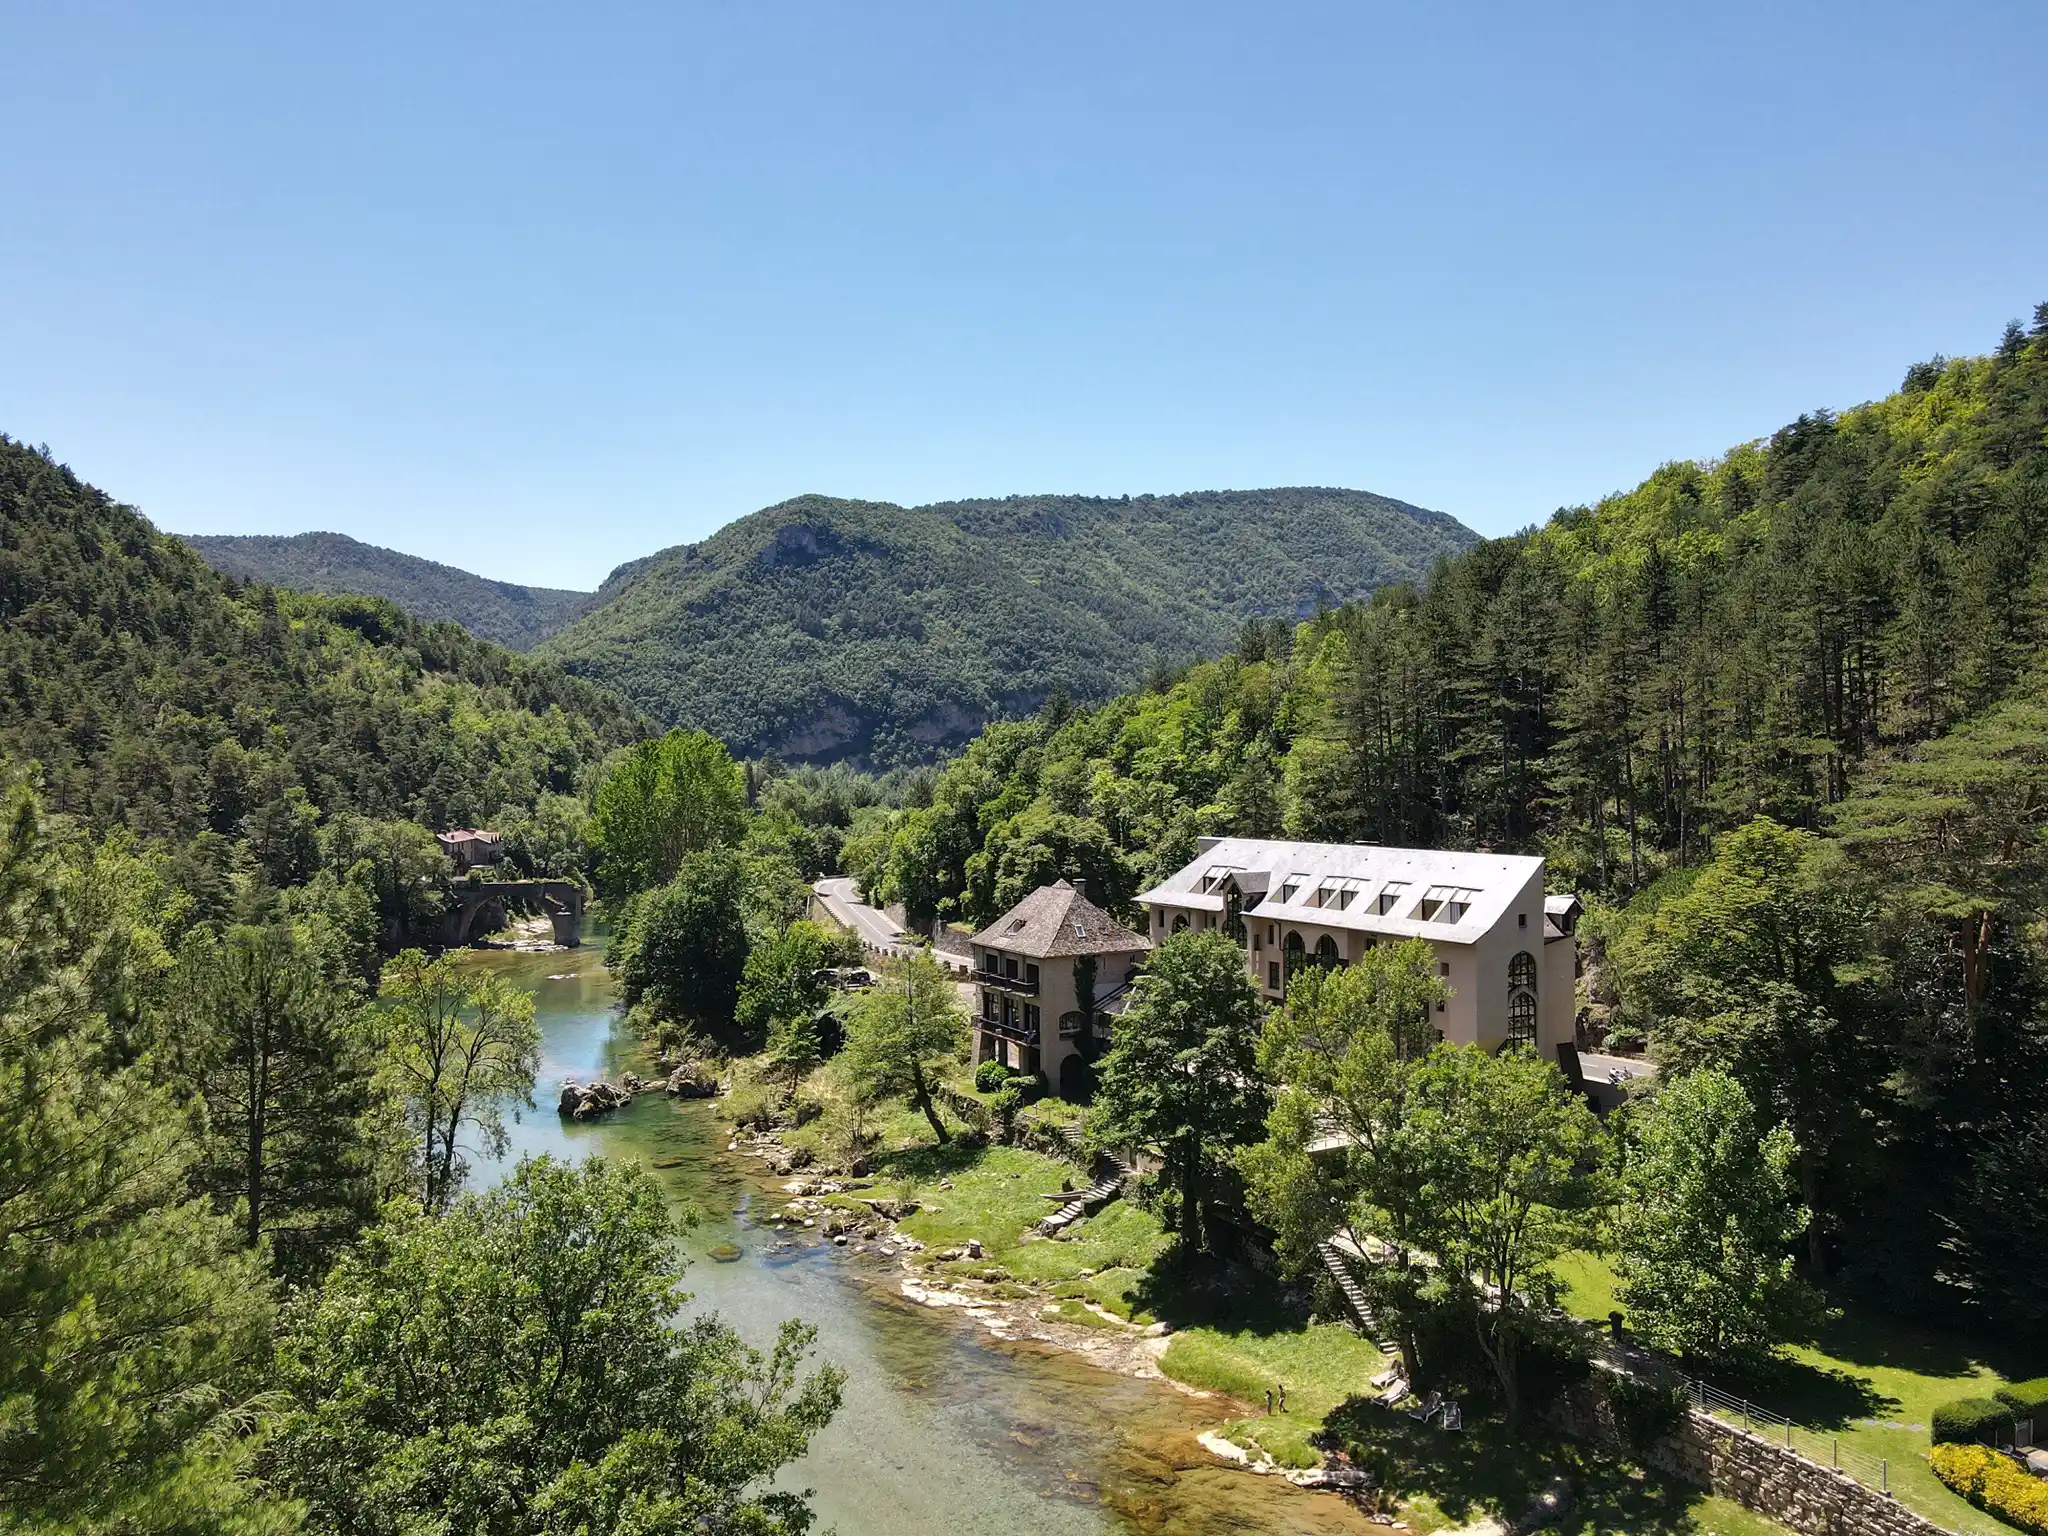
[666,1062,718,1098]
[557,1082,583,1115]
[1287,1466,1371,1491]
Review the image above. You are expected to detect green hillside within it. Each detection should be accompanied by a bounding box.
[540,486,1476,765]
[183,530,594,651]
[1,439,646,848]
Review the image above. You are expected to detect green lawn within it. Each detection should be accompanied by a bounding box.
[1162,1319,1392,1467]
[879,1142,1171,1290]
[1555,1251,2035,1536]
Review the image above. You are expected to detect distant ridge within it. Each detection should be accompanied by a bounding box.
[182,530,592,652]
[540,485,1479,766]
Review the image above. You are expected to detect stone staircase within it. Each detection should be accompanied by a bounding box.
[1036,1154,1130,1236]
[1316,1239,1401,1357]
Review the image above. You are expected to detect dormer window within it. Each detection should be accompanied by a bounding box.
[1277,873,1308,904]
[1419,886,1478,923]
[1374,882,1409,916]
[1315,876,1365,911]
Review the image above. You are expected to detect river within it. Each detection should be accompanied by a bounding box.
[465,938,1373,1536]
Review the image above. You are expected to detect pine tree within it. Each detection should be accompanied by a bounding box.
[0,777,285,1532]
[173,919,391,1279]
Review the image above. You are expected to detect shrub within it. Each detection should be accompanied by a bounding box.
[974,1060,1009,1093]
[1997,1376,2048,1421]
[1004,1071,1047,1104]
[1605,1374,1688,1458]
[1930,1443,2048,1536]
[1932,1395,2017,1446]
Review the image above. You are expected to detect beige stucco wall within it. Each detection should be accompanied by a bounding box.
[1142,864,1573,1059]
[974,945,1143,1091]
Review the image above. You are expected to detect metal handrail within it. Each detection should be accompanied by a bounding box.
[972,967,1039,995]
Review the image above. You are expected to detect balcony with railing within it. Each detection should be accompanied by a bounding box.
[973,967,1038,995]
[979,1010,1040,1046]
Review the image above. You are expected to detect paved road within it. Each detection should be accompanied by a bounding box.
[812,876,912,957]
[813,878,977,1011]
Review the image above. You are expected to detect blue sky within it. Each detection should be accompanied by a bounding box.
[3,2,2043,591]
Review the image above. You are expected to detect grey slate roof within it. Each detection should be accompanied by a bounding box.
[971,879,1151,960]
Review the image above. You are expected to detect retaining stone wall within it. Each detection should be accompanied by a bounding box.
[1549,1371,1953,1536]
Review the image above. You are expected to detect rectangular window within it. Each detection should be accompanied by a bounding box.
[982,993,996,1021]
[1025,962,1040,987]
[1268,961,1281,990]
[1024,1004,1040,1033]
[1518,912,1528,928]
[1004,955,1018,978]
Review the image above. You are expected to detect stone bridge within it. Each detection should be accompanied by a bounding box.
[441,879,585,947]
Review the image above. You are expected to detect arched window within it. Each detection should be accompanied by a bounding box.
[1506,990,1537,1050]
[1508,951,1537,992]
[1283,930,1306,976]
[1315,934,1341,968]
[1172,914,1189,934]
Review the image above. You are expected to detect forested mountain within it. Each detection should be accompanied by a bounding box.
[842,307,2048,1326]
[538,487,1476,766]
[183,530,594,651]
[0,435,646,895]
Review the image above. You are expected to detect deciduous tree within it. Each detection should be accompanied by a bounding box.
[615,848,751,1037]
[1612,1068,1821,1369]
[1092,932,1267,1254]
[375,949,541,1213]
[1399,1046,1603,1425]
[844,949,966,1144]
[272,1155,844,1536]
[1241,942,1446,1377]
[590,728,747,897]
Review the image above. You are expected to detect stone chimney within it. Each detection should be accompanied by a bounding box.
[1070,877,1087,900]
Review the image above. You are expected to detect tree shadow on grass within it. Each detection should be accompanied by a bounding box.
[1122,1248,1307,1339]
[1715,1355,1892,1430]
[1806,1299,2029,1384]
[1321,1400,1719,1535]
[871,1136,988,1183]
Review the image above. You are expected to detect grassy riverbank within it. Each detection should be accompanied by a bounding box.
[720,1063,1802,1536]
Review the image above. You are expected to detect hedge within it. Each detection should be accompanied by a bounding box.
[1997,1376,2048,1421]
[1929,1443,2048,1536]
[1932,1394,2018,1445]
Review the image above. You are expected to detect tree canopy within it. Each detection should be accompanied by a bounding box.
[1091,932,1268,1254]
[272,1156,844,1536]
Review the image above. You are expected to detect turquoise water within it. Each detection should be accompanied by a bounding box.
[465,940,1370,1536]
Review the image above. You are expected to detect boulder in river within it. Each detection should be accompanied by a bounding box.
[665,1062,717,1098]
